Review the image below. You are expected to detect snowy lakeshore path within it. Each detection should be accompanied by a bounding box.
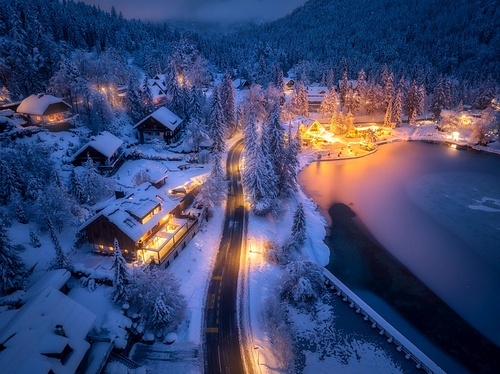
[203,139,246,373]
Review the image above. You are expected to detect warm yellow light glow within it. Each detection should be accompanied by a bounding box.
[452,131,460,141]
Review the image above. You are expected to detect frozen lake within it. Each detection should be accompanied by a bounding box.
[298,141,500,373]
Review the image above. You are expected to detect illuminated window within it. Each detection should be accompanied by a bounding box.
[98,244,104,250]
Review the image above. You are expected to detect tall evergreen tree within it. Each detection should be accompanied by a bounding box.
[29,227,41,248]
[431,77,447,120]
[48,218,70,270]
[264,101,286,195]
[0,160,20,205]
[392,89,403,127]
[221,71,236,137]
[291,203,306,248]
[384,98,393,128]
[152,292,173,331]
[291,81,308,116]
[0,221,27,294]
[404,80,419,125]
[242,107,260,205]
[339,71,348,110]
[112,238,129,303]
[209,86,226,156]
[281,127,300,196]
[125,76,144,123]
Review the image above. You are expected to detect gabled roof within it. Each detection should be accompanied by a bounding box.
[233,78,249,89]
[134,107,183,132]
[0,287,96,374]
[73,131,123,160]
[81,182,177,243]
[17,94,71,116]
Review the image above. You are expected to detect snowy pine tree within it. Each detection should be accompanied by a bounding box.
[112,238,129,303]
[339,71,348,110]
[384,99,393,128]
[291,203,306,248]
[319,89,338,117]
[264,101,286,196]
[242,107,260,205]
[0,160,20,205]
[151,292,173,331]
[48,218,70,270]
[221,71,236,137]
[281,127,300,197]
[392,89,403,127]
[404,80,419,125]
[280,261,325,310]
[291,81,308,116]
[0,221,27,294]
[29,227,41,248]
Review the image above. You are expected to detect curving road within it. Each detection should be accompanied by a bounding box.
[203,139,246,374]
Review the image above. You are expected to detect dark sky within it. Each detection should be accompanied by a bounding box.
[81,0,307,23]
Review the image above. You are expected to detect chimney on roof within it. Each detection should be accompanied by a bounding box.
[115,190,125,199]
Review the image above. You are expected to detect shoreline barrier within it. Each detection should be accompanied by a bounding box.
[322,269,445,374]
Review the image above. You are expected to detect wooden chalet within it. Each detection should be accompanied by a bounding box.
[301,120,337,146]
[16,94,73,129]
[80,182,200,266]
[134,106,184,144]
[71,131,124,174]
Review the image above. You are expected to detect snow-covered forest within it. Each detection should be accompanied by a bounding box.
[0,0,499,373]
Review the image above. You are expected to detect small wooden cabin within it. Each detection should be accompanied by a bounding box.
[71,131,124,174]
[134,107,184,144]
[16,94,72,127]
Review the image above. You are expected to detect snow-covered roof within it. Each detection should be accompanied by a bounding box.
[81,182,177,243]
[16,94,71,116]
[338,79,358,89]
[134,106,183,132]
[233,78,249,89]
[307,86,329,97]
[0,287,96,374]
[73,131,123,160]
[23,269,71,303]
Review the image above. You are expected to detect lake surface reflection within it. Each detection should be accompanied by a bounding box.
[298,141,500,372]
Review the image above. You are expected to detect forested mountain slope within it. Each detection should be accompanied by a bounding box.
[201,0,498,85]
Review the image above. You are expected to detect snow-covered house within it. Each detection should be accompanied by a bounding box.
[0,285,97,374]
[301,120,337,146]
[148,74,168,106]
[16,94,73,128]
[233,78,250,90]
[307,86,329,111]
[284,78,295,89]
[134,106,184,144]
[71,131,124,174]
[80,182,199,265]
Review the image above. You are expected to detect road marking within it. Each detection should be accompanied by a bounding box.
[208,294,215,309]
[206,327,218,333]
[212,275,222,280]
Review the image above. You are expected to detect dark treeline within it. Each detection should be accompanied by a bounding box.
[201,0,498,84]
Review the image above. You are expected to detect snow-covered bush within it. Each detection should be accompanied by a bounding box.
[127,266,186,335]
[280,261,325,310]
[261,296,295,371]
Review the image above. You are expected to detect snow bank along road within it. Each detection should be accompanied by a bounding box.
[203,140,246,374]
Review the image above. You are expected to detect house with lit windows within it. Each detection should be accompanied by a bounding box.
[71,131,124,174]
[80,182,199,266]
[16,94,73,129]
